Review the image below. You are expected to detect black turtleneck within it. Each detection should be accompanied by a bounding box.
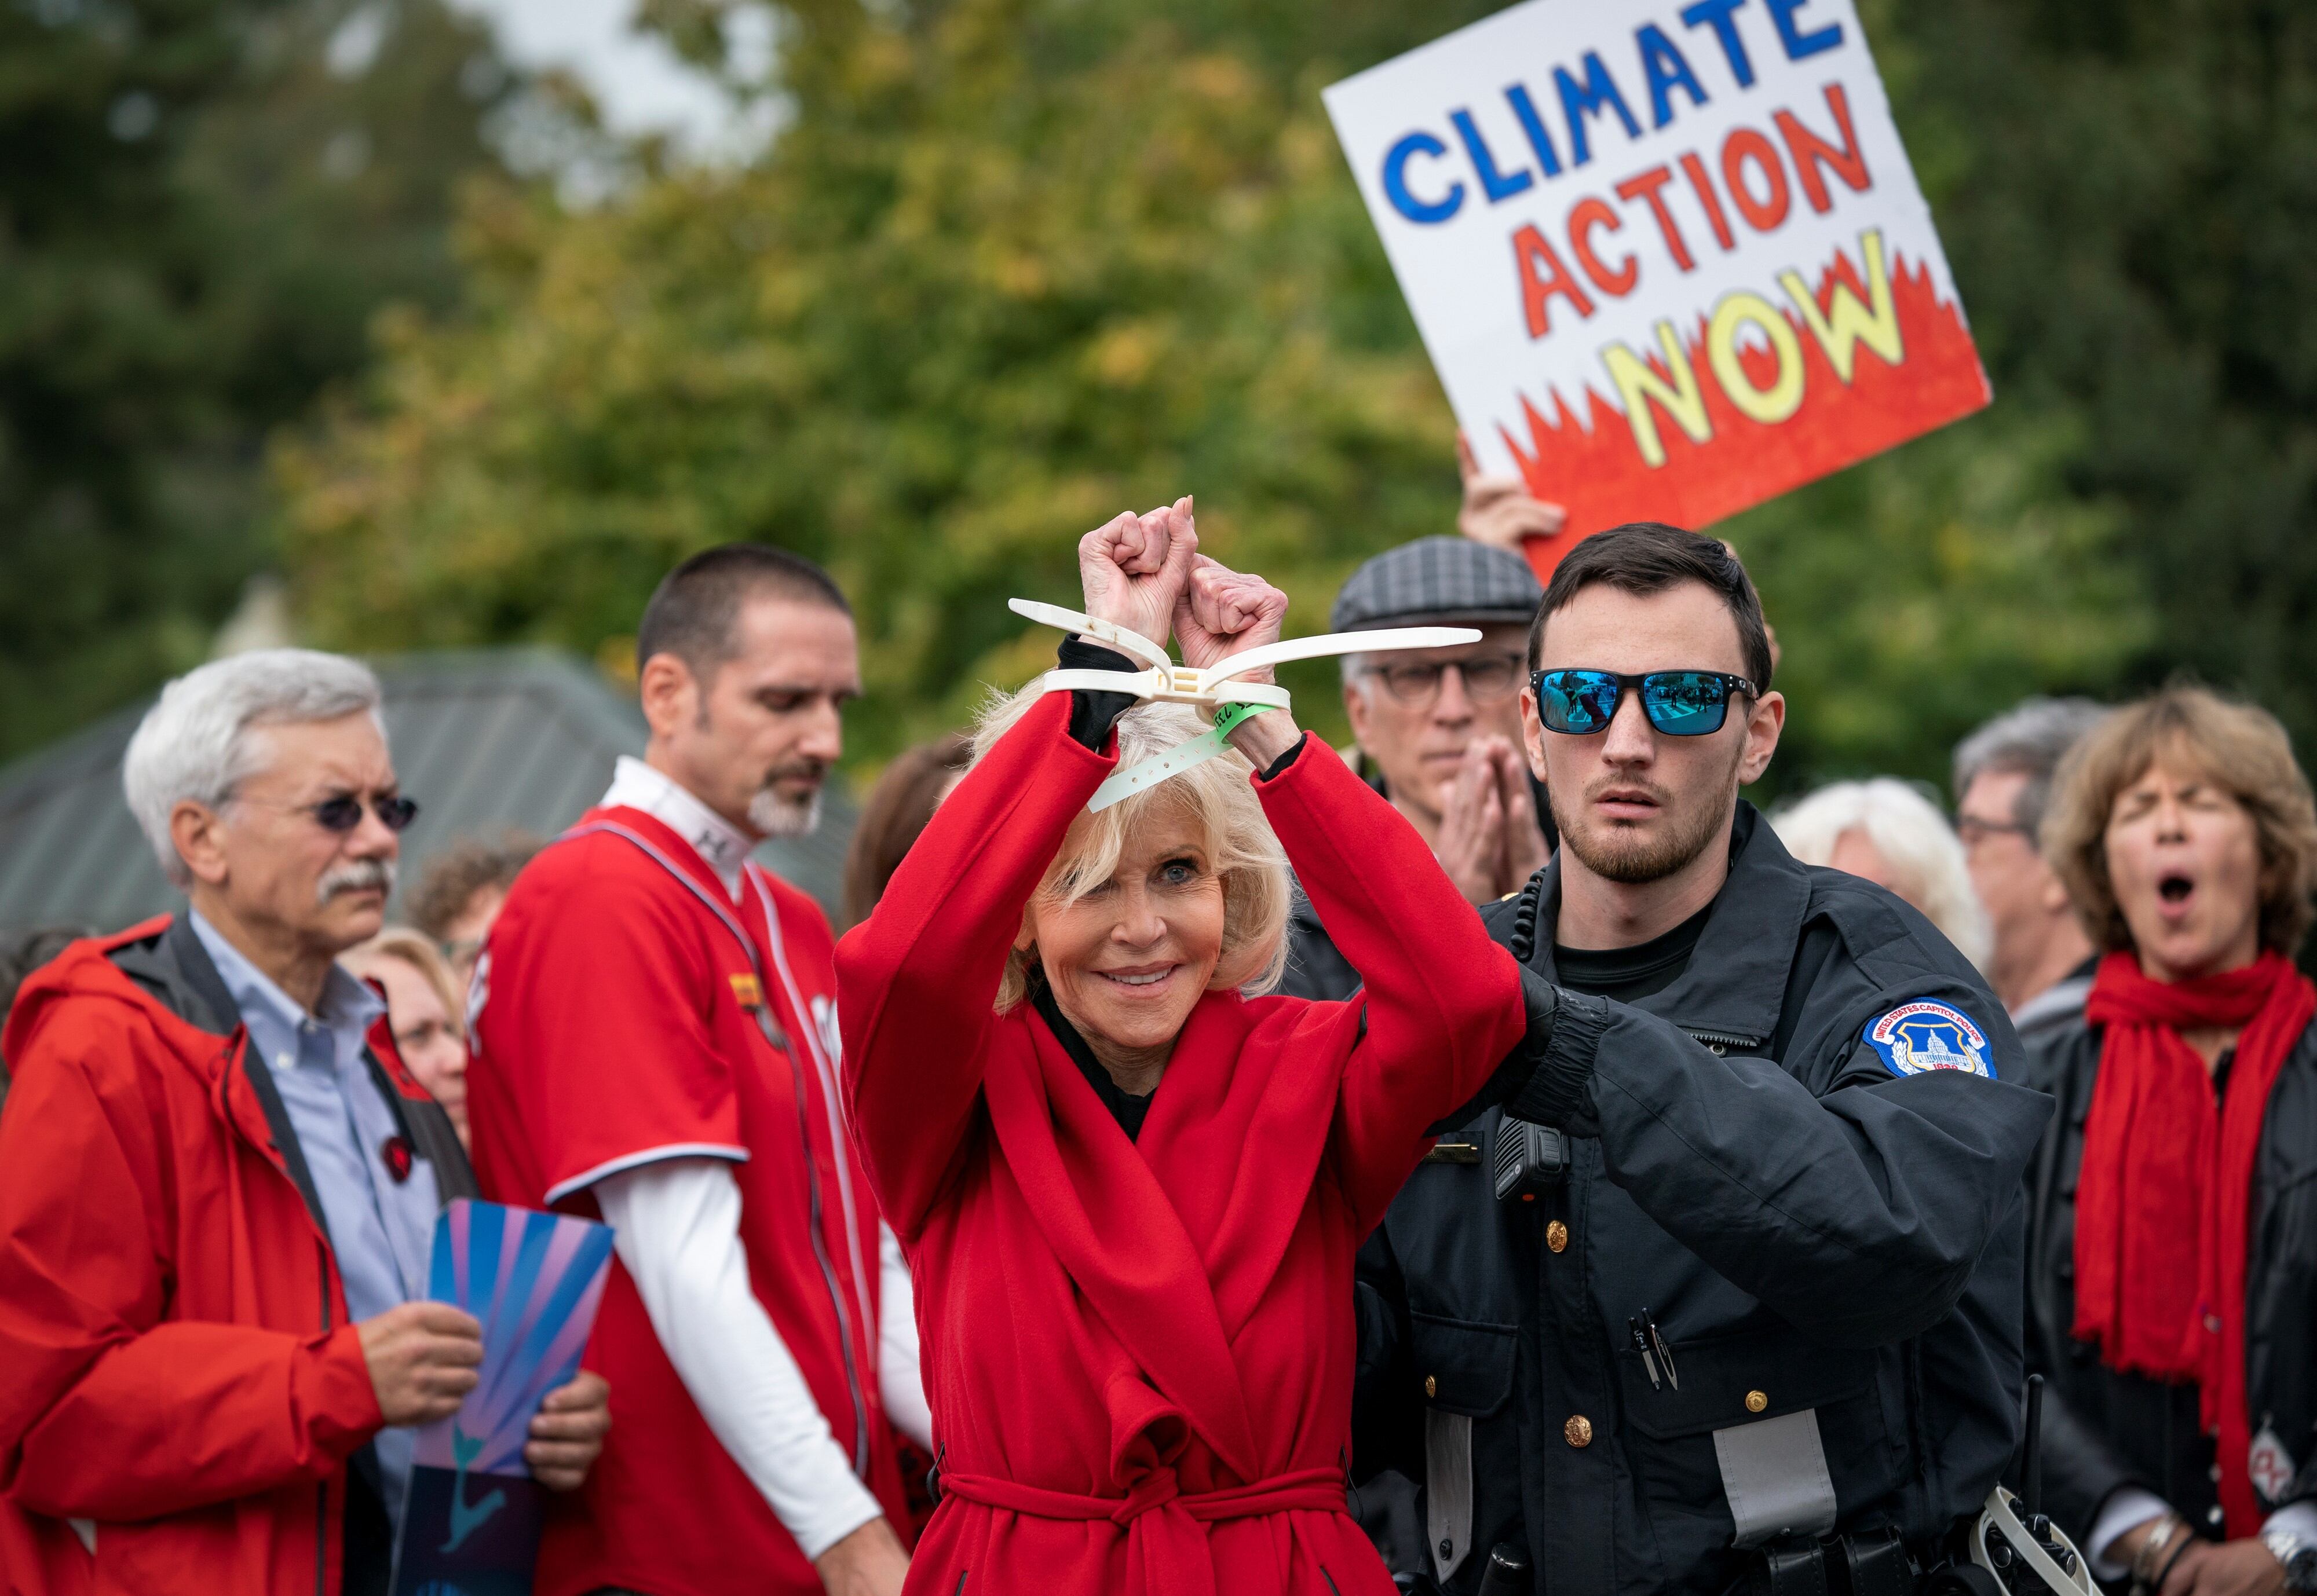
[1032,981,1155,1140]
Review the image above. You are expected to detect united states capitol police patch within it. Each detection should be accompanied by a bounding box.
[1862,1001,1995,1079]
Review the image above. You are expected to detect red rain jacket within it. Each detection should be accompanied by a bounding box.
[838,695,1528,1596]
[0,914,463,1596]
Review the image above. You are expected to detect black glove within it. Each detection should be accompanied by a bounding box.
[1502,965,1605,1136]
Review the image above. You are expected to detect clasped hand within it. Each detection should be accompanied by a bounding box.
[1437,735,1550,904]
[1075,496,1288,680]
[1075,497,1300,767]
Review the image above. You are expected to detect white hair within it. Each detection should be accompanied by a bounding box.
[123,649,385,889]
[1771,777,1994,970]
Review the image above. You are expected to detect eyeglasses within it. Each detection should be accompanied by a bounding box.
[1955,815,2034,849]
[299,793,421,833]
[1531,669,1757,737]
[1366,655,1526,705]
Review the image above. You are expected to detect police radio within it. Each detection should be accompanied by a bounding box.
[1969,1377,2091,1596]
[1493,1118,1569,1200]
[1494,869,1572,1204]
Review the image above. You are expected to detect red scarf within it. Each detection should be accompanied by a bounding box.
[2074,948,2314,1536]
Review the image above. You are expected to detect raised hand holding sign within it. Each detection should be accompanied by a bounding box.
[1455,433,1568,555]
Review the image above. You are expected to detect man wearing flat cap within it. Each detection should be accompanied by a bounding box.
[1282,536,1549,1002]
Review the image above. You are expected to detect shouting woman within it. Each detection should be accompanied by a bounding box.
[835,501,1533,1596]
[2025,686,2317,1596]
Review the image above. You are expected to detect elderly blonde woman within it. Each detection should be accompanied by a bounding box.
[1772,777,1994,968]
[835,502,1532,1596]
[2020,686,2317,1596]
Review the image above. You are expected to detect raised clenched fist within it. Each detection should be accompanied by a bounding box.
[1172,554,1288,679]
[1078,497,1198,651]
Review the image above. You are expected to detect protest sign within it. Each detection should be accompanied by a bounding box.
[1324,0,1989,569]
[392,1200,613,1596]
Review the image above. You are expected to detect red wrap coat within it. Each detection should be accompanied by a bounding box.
[835,694,1526,1596]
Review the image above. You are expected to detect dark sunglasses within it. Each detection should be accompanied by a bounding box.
[1532,669,1757,737]
[308,792,421,833]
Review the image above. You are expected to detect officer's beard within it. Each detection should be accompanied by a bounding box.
[1549,753,1741,885]
[748,761,827,838]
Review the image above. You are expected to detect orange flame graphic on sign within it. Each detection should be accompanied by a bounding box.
[1501,241,1990,581]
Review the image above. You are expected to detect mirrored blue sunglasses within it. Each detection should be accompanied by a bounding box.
[1530,669,1758,737]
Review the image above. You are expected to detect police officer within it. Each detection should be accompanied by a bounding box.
[1354,522,2055,1596]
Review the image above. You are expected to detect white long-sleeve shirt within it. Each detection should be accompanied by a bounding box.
[879,1224,935,1452]
[588,757,933,1555]
[596,1160,931,1558]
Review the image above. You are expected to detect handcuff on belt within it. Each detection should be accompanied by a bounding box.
[1010,598,1479,811]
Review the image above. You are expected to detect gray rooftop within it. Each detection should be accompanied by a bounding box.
[0,649,856,935]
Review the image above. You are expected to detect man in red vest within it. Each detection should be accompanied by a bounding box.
[468,547,926,1596]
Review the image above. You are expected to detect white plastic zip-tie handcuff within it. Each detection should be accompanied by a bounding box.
[1008,598,1481,812]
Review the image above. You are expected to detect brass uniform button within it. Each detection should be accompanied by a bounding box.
[1425,1375,1437,1399]
[1565,1415,1594,1448]
[1546,1220,1569,1253]
[1745,1390,1768,1414]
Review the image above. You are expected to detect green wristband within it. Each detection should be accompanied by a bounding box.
[1085,695,1282,813]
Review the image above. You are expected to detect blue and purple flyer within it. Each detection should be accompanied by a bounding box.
[390,1199,614,1596]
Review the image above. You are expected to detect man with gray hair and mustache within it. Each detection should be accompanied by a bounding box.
[0,647,611,1596]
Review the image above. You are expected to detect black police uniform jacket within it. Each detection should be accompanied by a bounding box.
[1352,804,2055,1596]
[2017,1011,2317,1546]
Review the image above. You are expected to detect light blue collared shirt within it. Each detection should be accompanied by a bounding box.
[189,911,443,1530]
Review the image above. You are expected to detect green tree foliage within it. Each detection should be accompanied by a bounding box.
[1725,409,2146,800]
[0,0,517,759]
[1879,0,2317,760]
[280,0,1525,762]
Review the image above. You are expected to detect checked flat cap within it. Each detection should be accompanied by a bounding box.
[1330,536,1544,632]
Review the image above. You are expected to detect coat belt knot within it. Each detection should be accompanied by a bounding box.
[938,1464,1348,1595]
[1112,1463,1181,1524]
